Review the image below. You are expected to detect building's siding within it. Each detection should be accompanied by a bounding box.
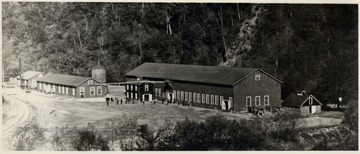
[129,75,235,109]
[300,105,322,114]
[315,105,321,113]
[233,70,281,111]
[27,74,44,89]
[124,82,154,101]
[170,81,233,109]
[300,106,309,114]
[76,79,106,98]
[37,79,106,98]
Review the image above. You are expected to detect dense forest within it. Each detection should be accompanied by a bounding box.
[2,3,358,105]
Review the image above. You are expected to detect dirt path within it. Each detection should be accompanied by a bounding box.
[2,94,34,150]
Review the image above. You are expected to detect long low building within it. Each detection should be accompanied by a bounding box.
[37,73,107,98]
[16,71,44,89]
[125,63,283,112]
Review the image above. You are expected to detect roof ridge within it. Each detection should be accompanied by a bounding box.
[142,62,258,70]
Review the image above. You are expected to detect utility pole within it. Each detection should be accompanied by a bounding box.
[19,58,22,88]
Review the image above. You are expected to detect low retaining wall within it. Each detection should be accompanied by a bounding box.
[296,117,343,129]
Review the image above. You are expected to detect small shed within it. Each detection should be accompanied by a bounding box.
[282,92,322,114]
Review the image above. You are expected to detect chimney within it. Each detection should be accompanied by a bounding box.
[297,90,306,96]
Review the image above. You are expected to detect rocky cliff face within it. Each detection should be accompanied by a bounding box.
[220,4,265,67]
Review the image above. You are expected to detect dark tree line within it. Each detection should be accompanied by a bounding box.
[2,3,358,106]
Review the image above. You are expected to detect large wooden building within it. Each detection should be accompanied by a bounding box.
[125,63,282,112]
[37,73,107,98]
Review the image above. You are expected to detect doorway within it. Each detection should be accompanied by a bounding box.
[309,105,316,114]
[142,94,153,102]
[222,100,229,111]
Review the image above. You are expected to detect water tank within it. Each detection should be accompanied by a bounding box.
[91,61,106,83]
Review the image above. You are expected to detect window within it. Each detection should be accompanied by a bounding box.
[130,85,133,91]
[255,74,261,81]
[51,84,55,93]
[181,91,184,100]
[127,92,129,98]
[177,91,181,99]
[246,96,251,107]
[126,85,129,90]
[220,96,224,103]
[215,95,219,105]
[202,94,205,103]
[189,92,192,102]
[185,92,188,101]
[197,93,201,103]
[58,86,61,93]
[309,97,313,105]
[88,80,93,85]
[135,85,137,91]
[173,90,176,100]
[264,95,269,106]
[135,93,138,99]
[72,88,75,96]
[66,87,68,94]
[229,97,233,108]
[145,85,149,91]
[255,96,260,106]
[130,92,132,98]
[62,86,65,94]
[79,87,85,96]
[193,93,197,102]
[155,88,158,96]
[97,86,102,95]
[206,94,209,104]
[211,95,214,105]
[90,87,95,95]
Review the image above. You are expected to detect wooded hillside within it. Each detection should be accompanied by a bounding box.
[2,3,358,105]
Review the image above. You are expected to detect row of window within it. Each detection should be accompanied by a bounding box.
[39,82,76,96]
[160,89,231,105]
[39,82,102,96]
[89,86,103,95]
[126,84,149,91]
[246,95,269,107]
[155,88,165,97]
[126,92,138,99]
[126,84,138,91]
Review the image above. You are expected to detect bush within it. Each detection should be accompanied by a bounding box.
[12,123,46,151]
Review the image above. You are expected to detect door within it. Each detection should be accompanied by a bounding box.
[144,95,149,101]
[309,105,316,114]
[221,101,226,110]
[169,94,173,102]
[311,106,316,114]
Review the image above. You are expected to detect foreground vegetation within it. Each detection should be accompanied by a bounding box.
[11,101,358,151]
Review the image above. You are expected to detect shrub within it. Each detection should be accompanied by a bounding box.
[12,123,46,151]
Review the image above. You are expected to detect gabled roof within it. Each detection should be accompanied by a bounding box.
[125,63,282,86]
[37,73,99,87]
[18,71,44,80]
[282,93,322,107]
